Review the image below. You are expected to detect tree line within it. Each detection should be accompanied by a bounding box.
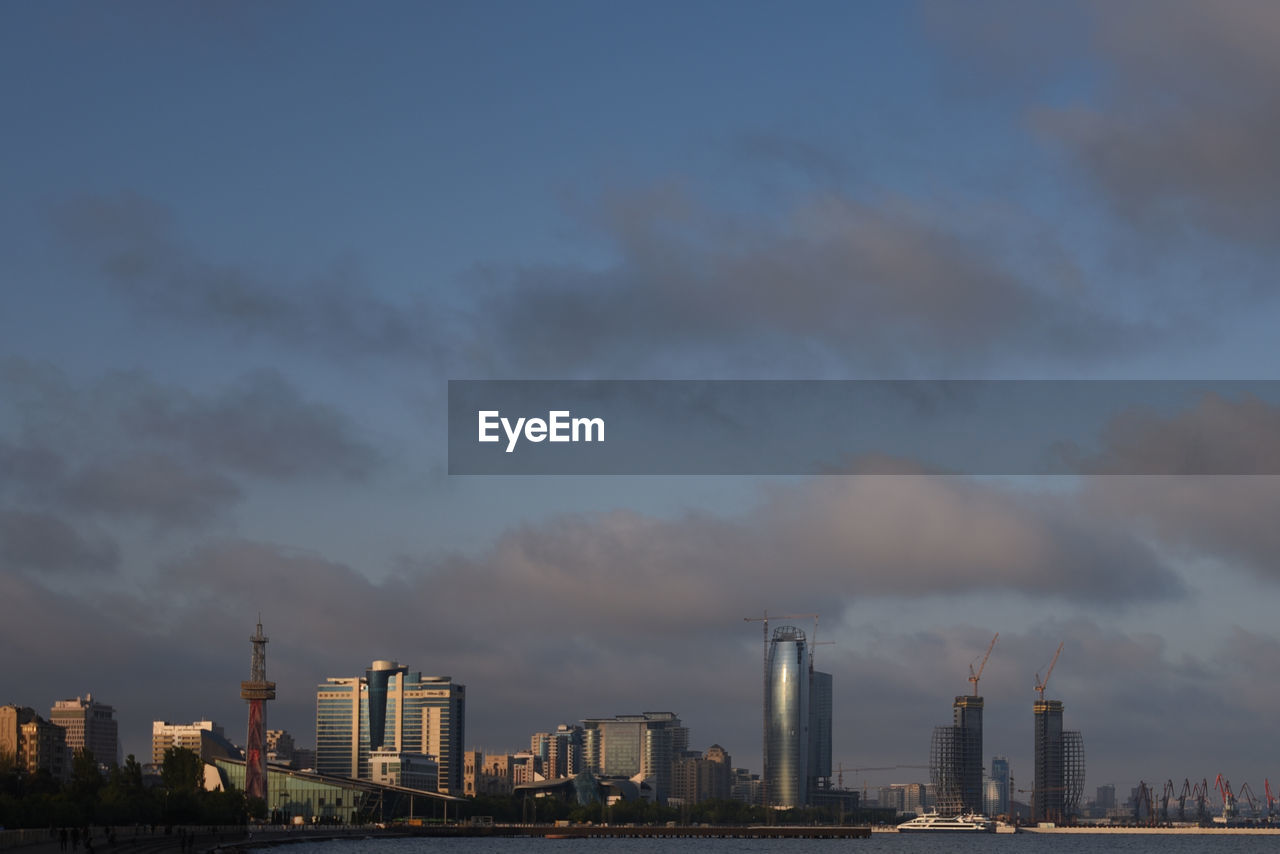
[0,747,257,829]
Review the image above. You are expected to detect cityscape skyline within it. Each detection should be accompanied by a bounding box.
[5,0,1280,810]
[4,620,1273,813]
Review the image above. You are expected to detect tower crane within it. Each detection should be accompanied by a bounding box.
[968,633,998,697]
[1035,642,1064,700]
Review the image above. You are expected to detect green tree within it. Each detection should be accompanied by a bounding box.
[161,747,203,794]
[68,749,103,803]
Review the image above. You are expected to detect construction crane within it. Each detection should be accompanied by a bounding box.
[968,633,998,697]
[834,763,929,801]
[1034,641,1064,700]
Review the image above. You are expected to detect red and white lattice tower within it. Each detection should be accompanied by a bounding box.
[240,618,276,804]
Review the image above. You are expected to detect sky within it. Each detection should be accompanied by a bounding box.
[3,1,1280,800]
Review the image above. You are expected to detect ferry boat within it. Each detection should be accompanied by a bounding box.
[897,812,996,832]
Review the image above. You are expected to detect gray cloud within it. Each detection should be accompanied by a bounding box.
[0,361,379,533]
[1084,477,1280,583]
[54,185,1144,379]
[1032,1,1280,246]
[466,191,1137,377]
[1058,392,1280,475]
[52,193,448,365]
[121,370,381,481]
[1,359,379,482]
[0,510,118,574]
[63,455,242,527]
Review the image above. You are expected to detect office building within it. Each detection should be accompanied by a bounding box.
[266,729,295,765]
[49,695,119,768]
[731,767,762,805]
[152,720,241,767]
[369,748,438,791]
[530,724,585,780]
[808,669,833,795]
[899,782,928,814]
[315,660,466,794]
[989,756,1010,817]
[671,744,732,805]
[1096,783,1116,811]
[764,625,809,807]
[582,712,687,803]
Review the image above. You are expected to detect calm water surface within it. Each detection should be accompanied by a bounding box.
[250,834,1280,854]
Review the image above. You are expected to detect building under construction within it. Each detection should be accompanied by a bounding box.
[930,695,984,815]
[1031,644,1085,823]
[930,635,996,816]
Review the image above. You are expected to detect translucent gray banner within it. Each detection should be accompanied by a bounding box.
[447,380,1280,475]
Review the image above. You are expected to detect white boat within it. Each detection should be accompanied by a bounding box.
[897,811,996,832]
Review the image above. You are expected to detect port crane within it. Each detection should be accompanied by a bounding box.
[1034,641,1064,700]
[968,633,998,697]
[1266,779,1277,818]
[1175,778,1192,822]
[1215,774,1238,820]
[1238,782,1261,819]
[1191,778,1211,824]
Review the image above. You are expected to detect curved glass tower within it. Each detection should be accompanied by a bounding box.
[765,625,809,807]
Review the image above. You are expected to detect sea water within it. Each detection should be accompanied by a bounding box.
[250,834,1280,854]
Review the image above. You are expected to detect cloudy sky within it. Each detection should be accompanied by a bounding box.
[4,1,1280,799]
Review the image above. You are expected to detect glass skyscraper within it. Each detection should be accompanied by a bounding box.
[581,712,687,803]
[315,660,466,794]
[765,625,809,807]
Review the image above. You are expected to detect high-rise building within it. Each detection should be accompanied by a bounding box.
[1032,699,1063,822]
[672,744,733,805]
[1096,783,1116,811]
[50,695,119,767]
[990,756,1010,817]
[1032,699,1086,823]
[530,724,584,780]
[899,781,928,813]
[807,670,833,795]
[581,712,687,803]
[315,660,466,794]
[930,695,984,815]
[764,625,809,807]
[730,766,762,805]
